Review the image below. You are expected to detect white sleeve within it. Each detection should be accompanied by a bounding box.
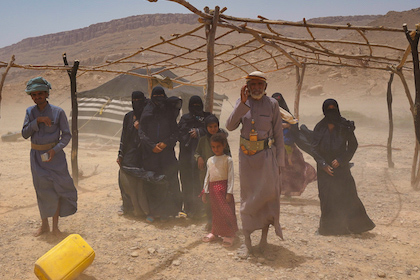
[226,157,234,194]
[203,159,211,193]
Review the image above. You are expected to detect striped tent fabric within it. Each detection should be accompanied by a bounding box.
[77,97,132,142]
[74,68,227,142]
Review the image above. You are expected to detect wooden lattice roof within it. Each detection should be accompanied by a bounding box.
[1,0,418,89]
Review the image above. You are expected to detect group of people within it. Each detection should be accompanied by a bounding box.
[22,73,375,258]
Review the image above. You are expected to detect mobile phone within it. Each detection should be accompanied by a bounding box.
[41,152,50,162]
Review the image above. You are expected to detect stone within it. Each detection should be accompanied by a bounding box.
[377,270,386,278]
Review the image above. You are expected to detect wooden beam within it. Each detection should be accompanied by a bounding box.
[0,55,15,118]
[63,53,80,187]
[204,6,220,113]
[386,72,395,168]
[294,62,306,120]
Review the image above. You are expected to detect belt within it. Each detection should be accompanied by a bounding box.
[31,142,57,151]
[240,137,274,155]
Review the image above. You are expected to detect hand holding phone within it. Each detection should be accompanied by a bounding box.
[240,85,249,104]
[41,152,50,162]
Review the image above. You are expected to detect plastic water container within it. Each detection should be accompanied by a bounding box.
[34,234,95,280]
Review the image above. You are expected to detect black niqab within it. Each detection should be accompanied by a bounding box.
[151,86,167,111]
[322,98,341,125]
[132,91,146,120]
[188,95,205,118]
[272,92,290,113]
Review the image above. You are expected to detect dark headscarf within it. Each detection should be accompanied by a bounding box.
[272,92,290,113]
[313,98,355,146]
[322,98,341,125]
[166,96,183,119]
[151,86,167,111]
[132,91,146,120]
[204,114,219,127]
[188,95,205,117]
[204,114,220,136]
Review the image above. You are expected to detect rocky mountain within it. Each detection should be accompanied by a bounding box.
[0,14,198,57]
[306,15,380,25]
[0,9,418,100]
[0,13,392,66]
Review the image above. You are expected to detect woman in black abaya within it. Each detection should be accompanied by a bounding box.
[178,95,210,218]
[312,99,375,235]
[139,86,182,220]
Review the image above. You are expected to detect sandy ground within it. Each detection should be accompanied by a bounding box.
[1,91,420,280]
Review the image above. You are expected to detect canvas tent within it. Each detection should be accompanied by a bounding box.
[76,67,227,142]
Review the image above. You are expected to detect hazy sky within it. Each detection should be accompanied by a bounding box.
[0,0,419,48]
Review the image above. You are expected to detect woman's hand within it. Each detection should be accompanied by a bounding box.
[323,164,334,176]
[331,159,340,168]
[134,120,139,130]
[189,128,198,138]
[197,157,205,170]
[157,142,167,150]
[152,144,163,153]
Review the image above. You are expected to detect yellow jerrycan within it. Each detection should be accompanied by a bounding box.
[34,234,95,280]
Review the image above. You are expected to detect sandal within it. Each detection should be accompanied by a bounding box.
[146,216,154,223]
[202,233,217,243]
[222,237,235,248]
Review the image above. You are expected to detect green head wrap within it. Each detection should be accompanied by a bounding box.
[25,77,51,95]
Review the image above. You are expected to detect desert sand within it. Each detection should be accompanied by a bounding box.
[1,79,420,280]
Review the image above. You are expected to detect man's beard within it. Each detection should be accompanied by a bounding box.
[250,90,265,100]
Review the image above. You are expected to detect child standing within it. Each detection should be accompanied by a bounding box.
[195,114,231,229]
[201,133,238,247]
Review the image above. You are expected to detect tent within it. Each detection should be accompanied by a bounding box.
[76,67,227,142]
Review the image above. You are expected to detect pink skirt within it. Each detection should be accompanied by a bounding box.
[209,180,238,237]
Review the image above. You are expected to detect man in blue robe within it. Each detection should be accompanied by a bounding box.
[22,77,77,236]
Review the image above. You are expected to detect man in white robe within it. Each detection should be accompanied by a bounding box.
[225,71,285,257]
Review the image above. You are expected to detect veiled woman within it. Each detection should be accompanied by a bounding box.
[139,86,182,220]
[312,98,375,235]
[272,93,316,197]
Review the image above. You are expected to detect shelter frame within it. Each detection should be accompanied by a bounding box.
[1,0,420,188]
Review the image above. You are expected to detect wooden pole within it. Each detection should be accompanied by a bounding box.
[386,72,395,168]
[294,63,306,120]
[63,53,80,187]
[0,55,15,118]
[403,24,420,144]
[391,67,420,188]
[204,6,220,113]
[412,142,419,189]
[147,68,153,97]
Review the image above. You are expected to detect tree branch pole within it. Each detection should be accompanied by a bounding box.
[386,72,395,168]
[294,62,306,120]
[204,6,219,112]
[0,55,15,118]
[147,67,153,97]
[63,53,80,187]
[403,24,420,144]
[390,66,420,188]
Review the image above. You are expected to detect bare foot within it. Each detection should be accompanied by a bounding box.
[258,239,268,254]
[33,225,50,237]
[237,244,251,259]
[52,228,62,237]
